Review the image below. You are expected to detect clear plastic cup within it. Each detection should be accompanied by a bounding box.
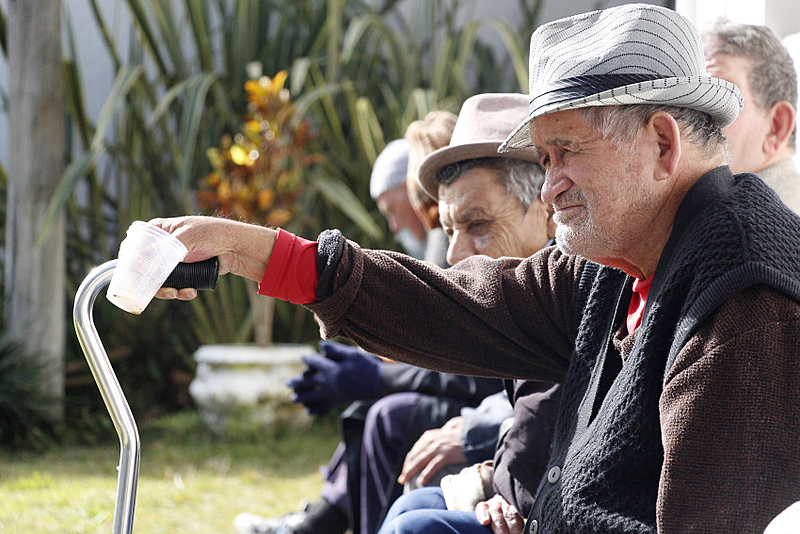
[107,221,188,314]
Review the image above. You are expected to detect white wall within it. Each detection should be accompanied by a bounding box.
[0,0,8,171]
[394,0,666,75]
[0,0,130,172]
[676,0,800,36]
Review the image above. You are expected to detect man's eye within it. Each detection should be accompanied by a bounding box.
[540,154,550,169]
[468,221,488,233]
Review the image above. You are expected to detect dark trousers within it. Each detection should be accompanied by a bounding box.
[319,392,466,534]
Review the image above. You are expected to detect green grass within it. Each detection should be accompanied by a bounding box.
[0,410,340,533]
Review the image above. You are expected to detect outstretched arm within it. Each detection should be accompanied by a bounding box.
[150,216,278,299]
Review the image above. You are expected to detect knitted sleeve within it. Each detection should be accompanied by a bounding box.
[658,285,800,533]
[306,233,585,382]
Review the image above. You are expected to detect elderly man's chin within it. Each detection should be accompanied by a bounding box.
[555,224,604,259]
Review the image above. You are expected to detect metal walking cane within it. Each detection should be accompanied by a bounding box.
[73,258,218,534]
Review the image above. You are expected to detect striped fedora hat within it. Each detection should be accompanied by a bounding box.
[500,3,743,152]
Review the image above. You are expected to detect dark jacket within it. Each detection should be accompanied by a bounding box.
[380,362,503,401]
[308,167,800,533]
[345,364,502,534]
[493,380,562,519]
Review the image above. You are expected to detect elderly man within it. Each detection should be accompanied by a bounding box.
[702,18,800,213]
[155,5,800,533]
[385,93,561,534]
[369,138,432,262]
[420,96,554,266]
[397,96,556,494]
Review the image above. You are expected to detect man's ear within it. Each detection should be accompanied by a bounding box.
[648,112,682,181]
[763,101,795,156]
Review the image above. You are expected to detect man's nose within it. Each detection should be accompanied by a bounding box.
[446,234,474,266]
[540,169,572,205]
[386,215,400,233]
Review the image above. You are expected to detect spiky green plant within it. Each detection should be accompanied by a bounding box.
[0,331,58,450]
[43,0,544,417]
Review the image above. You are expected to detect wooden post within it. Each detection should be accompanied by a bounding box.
[6,0,65,420]
[248,286,275,347]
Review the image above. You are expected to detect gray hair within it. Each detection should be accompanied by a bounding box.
[579,105,727,157]
[436,158,545,210]
[702,18,798,148]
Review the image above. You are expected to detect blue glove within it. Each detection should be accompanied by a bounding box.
[286,341,384,415]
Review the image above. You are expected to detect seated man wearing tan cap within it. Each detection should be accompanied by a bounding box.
[383,93,561,534]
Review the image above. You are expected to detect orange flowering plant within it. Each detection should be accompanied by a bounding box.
[194,71,323,346]
[197,70,322,228]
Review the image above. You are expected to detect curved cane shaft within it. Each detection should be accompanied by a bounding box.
[73,260,140,534]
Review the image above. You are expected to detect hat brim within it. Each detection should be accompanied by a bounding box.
[418,142,540,200]
[499,76,743,152]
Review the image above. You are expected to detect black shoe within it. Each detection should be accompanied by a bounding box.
[234,499,348,534]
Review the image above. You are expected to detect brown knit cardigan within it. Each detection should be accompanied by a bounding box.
[306,168,800,532]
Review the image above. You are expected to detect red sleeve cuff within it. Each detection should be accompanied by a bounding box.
[257,228,318,304]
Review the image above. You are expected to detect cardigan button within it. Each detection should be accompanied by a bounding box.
[547,465,561,484]
[529,519,539,534]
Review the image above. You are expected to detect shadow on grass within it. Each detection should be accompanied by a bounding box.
[139,409,340,477]
[1,408,341,482]
[0,409,342,533]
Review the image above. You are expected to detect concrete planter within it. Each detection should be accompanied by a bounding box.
[189,343,311,435]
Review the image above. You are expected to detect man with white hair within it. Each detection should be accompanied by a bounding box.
[383,93,560,534]
[368,139,430,260]
[154,4,800,532]
[702,17,800,213]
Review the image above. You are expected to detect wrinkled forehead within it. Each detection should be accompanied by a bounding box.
[527,108,596,148]
[439,167,527,216]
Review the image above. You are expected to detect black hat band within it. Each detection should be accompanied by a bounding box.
[529,74,664,114]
